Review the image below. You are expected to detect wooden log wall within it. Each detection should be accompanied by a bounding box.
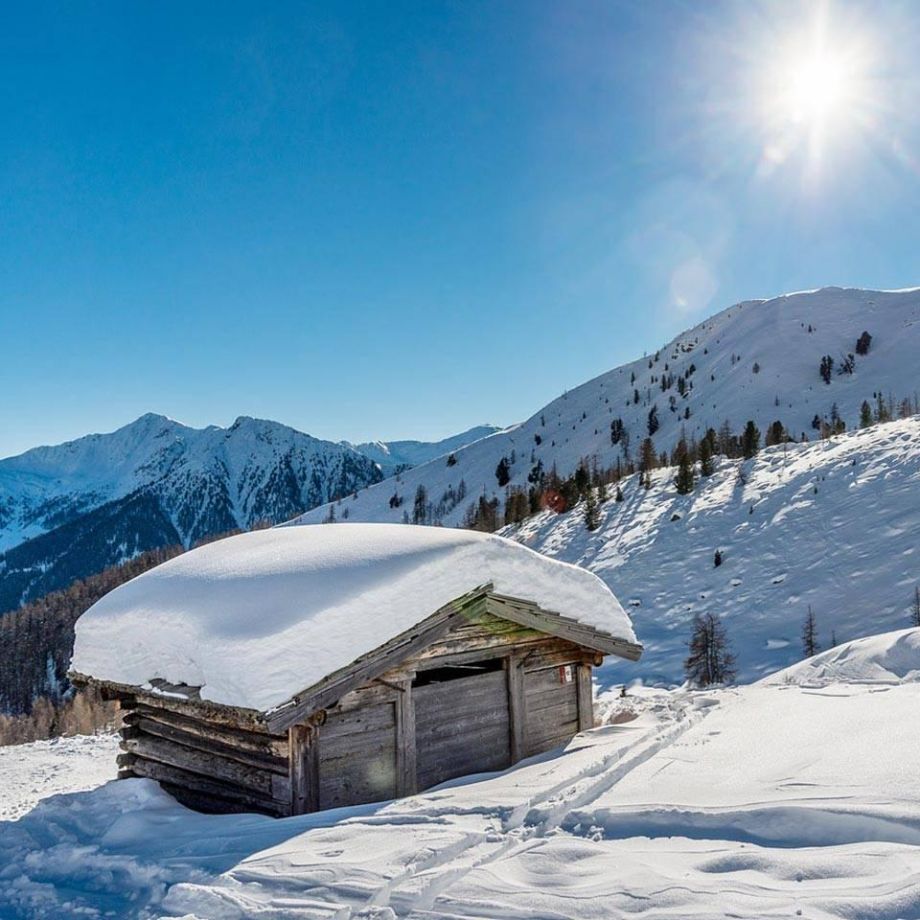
[117,695,290,816]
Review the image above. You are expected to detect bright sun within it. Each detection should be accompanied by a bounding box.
[783,52,852,123]
[757,6,875,173]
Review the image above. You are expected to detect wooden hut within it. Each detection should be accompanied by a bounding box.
[71,524,641,817]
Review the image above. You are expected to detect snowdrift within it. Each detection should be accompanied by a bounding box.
[763,626,920,687]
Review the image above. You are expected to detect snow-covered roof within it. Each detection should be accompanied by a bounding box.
[71,523,637,713]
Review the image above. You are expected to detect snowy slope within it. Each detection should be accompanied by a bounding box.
[506,415,920,686]
[6,629,920,918]
[349,425,500,476]
[296,287,920,529]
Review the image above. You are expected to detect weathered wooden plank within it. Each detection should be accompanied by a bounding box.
[576,663,594,732]
[415,710,511,744]
[417,737,510,790]
[321,702,397,740]
[413,690,510,727]
[127,703,287,756]
[395,679,416,797]
[329,683,401,714]
[486,594,642,661]
[72,675,268,728]
[414,665,511,790]
[522,647,584,673]
[129,756,282,813]
[319,761,397,810]
[130,715,288,775]
[507,654,525,764]
[123,733,290,801]
[159,781,284,817]
[319,743,397,809]
[289,723,319,815]
[319,728,398,760]
[415,621,547,660]
[526,698,579,728]
[526,713,580,746]
[524,661,579,688]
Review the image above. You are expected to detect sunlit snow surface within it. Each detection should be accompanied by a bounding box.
[5,629,920,918]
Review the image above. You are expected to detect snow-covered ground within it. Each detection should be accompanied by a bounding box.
[5,629,920,919]
[0,732,117,821]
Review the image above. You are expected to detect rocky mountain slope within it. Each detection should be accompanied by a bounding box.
[296,287,920,528]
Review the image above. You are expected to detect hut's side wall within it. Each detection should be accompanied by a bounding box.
[117,695,290,816]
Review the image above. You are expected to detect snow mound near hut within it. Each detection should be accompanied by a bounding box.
[71,523,636,713]
[762,627,920,687]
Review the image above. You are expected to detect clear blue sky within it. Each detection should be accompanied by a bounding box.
[2,1,918,456]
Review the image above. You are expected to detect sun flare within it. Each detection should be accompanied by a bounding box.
[782,51,852,123]
[755,5,877,173]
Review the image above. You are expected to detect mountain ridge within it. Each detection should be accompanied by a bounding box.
[294,286,920,529]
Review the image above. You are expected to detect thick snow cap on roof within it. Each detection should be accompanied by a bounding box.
[72,523,637,712]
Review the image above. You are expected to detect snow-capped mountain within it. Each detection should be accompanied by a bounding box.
[0,414,502,612]
[507,414,920,685]
[0,413,381,551]
[295,287,920,529]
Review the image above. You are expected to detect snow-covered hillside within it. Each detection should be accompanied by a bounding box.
[296,287,920,529]
[349,425,500,476]
[0,416,494,611]
[5,628,920,919]
[508,416,920,686]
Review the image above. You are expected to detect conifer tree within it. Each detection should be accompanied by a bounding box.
[647,405,659,436]
[699,437,714,476]
[875,393,891,423]
[741,420,760,459]
[675,448,694,495]
[685,613,736,686]
[584,488,600,531]
[911,586,920,628]
[412,484,428,525]
[615,485,624,502]
[765,420,787,447]
[713,549,722,567]
[802,605,820,658]
[859,400,873,428]
[639,437,656,473]
[495,456,511,487]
